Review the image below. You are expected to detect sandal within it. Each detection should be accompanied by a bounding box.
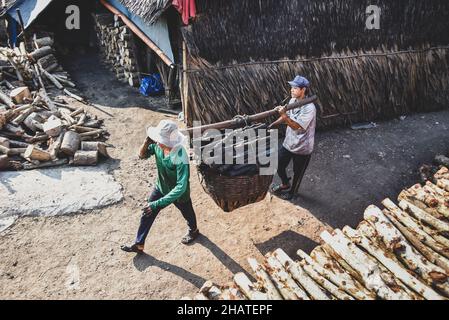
[270,183,291,194]
[181,229,200,245]
[120,244,144,254]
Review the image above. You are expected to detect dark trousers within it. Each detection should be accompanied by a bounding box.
[277,146,312,195]
[135,188,198,245]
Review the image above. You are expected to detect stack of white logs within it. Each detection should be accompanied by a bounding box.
[187,167,449,300]
[94,13,140,87]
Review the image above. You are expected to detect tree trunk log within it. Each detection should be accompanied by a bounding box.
[233,273,268,300]
[247,258,283,300]
[344,224,444,300]
[273,249,329,300]
[81,141,109,157]
[73,150,98,166]
[60,131,80,156]
[265,253,309,300]
[24,145,52,161]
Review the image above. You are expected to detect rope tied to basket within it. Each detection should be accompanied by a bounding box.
[232,114,251,128]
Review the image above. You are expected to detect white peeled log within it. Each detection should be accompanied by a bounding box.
[402,185,449,219]
[334,229,420,300]
[436,179,449,193]
[364,206,449,296]
[425,181,449,198]
[265,253,310,300]
[380,208,449,274]
[310,247,375,299]
[320,230,411,300]
[420,185,449,218]
[273,249,330,300]
[344,224,444,300]
[382,199,449,260]
[297,249,368,300]
[399,191,445,221]
[247,258,283,300]
[233,273,268,300]
[299,260,353,300]
[435,167,449,179]
[398,200,449,233]
[219,285,247,300]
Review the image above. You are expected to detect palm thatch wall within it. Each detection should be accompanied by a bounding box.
[181,0,449,128]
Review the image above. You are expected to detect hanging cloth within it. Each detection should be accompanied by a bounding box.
[172,0,196,25]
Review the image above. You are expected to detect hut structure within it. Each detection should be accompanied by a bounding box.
[179,0,449,128]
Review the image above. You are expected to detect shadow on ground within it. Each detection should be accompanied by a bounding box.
[255,230,320,257]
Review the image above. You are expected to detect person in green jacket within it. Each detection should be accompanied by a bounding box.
[121,120,199,254]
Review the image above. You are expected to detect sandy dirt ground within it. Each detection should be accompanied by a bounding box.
[0,51,448,299]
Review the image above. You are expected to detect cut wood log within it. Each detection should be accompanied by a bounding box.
[39,89,58,113]
[48,131,65,160]
[381,209,449,274]
[40,66,63,90]
[321,230,411,300]
[273,249,330,300]
[63,89,84,102]
[199,281,222,300]
[4,123,25,136]
[364,205,449,296]
[0,88,15,108]
[22,158,68,170]
[265,253,310,300]
[299,260,353,300]
[344,224,444,300]
[11,105,35,125]
[0,137,10,148]
[233,273,268,300]
[9,86,31,104]
[23,112,44,132]
[73,150,98,166]
[401,185,449,219]
[79,129,105,138]
[34,37,54,48]
[247,258,283,300]
[382,199,449,260]
[81,141,109,157]
[398,200,449,233]
[23,145,52,161]
[42,115,63,137]
[60,131,80,156]
[297,249,371,300]
[29,46,53,61]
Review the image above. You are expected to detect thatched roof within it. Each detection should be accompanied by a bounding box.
[185,0,449,64]
[118,0,171,24]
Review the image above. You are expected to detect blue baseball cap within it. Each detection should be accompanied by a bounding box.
[288,75,310,88]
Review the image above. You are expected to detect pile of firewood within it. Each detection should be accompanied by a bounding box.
[0,37,109,171]
[186,166,449,300]
[93,13,140,87]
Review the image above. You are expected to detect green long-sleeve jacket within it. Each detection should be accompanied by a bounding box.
[145,144,191,211]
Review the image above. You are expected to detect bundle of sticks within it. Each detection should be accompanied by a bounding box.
[185,166,449,300]
[194,123,275,177]
[0,37,110,171]
[93,13,140,87]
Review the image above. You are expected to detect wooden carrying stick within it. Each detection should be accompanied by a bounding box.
[183,95,318,134]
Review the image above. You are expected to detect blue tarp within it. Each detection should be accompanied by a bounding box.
[7,0,53,29]
[107,0,174,64]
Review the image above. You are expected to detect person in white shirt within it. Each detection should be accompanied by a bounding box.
[269,75,317,200]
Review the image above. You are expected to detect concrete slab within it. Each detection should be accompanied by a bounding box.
[0,165,124,219]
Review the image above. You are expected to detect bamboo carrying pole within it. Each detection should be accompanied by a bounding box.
[183,95,318,135]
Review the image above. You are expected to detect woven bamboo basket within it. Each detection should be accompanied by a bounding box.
[198,166,274,212]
